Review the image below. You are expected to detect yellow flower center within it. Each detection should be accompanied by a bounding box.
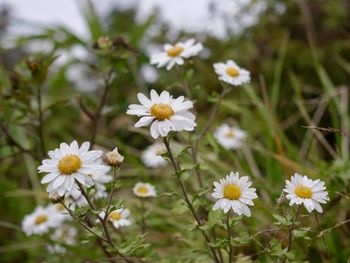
[224,129,235,138]
[137,186,149,194]
[58,155,81,175]
[223,184,241,200]
[150,103,175,121]
[226,67,240,77]
[35,214,48,225]
[167,45,184,57]
[109,211,121,221]
[295,185,313,198]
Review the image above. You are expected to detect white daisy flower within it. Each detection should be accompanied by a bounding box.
[47,203,70,222]
[22,206,62,236]
[99,208,132,229]
[141,143,167,168]
[47,227,77,254]
[150,38,203,70]
[38,141,110,197]
[133,182,157,198]
[213,60,250,86]
[283,173,329,213]
[126,89,196,139]
[212,172,258,216]
[214,124,247,150]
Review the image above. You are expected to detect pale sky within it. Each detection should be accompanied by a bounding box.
[1,0,264,39]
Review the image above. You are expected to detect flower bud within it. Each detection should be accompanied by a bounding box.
[96,36,112,50]
[105,147,124,167]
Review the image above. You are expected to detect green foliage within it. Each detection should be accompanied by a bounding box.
[1,0,350,262]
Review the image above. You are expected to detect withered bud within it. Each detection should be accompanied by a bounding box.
[49,192,64,204]
[26,58,39,73]
[96,36,112,50]
[276,193,286,206]
[105,147,124,167]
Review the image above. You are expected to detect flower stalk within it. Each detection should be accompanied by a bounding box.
[162,136,221,263]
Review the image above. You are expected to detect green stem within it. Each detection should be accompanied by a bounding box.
[282,206,301,263]
[226,214,233,263]
[162,136,221,263]
[140,200,146,233]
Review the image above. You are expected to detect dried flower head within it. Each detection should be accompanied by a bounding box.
[105,147,124,167]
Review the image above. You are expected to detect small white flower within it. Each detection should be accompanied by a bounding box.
[38,141,110,197]
[47,203,70,222]
[142,143,167,168]
[283,173,329,213]
[99,208,132,229]
[150,39,203,70]
[47,227,77,254]
[213,60,250,86]
[90,171,112,199]
[214,124,247,150]
[65,188,88,209]
[22,206,62,236]
[141,65,158,83]
[212,172,258,216]
[127,89,196,139]
[105,147,124,167]
[133,182,157,198]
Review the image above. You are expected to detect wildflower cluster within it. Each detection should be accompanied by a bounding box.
[19,37,331,262]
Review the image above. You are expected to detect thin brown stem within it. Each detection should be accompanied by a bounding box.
[76,181,114,245]
[60,202,110,244]
[197,87,232,142]
[0,121,38,161]
[90,68,114,147]
[75,182,134,263]
[317,218,350,237]
[162,137,221,263]
[61,202,115,262]
[36,85,46,157]
[190,87,232,188]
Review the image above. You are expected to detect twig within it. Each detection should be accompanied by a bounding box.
[90,68,114,147]
[60,202,110,244]
[317,219,350,237]
[76,181,114,247]
[0,121,38,160]
[302,126,350,137]
[77,95,94,120]
[190,87,233,188]
[197,87,232,141]
[61,202,115,262]
[36,85,46,157]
